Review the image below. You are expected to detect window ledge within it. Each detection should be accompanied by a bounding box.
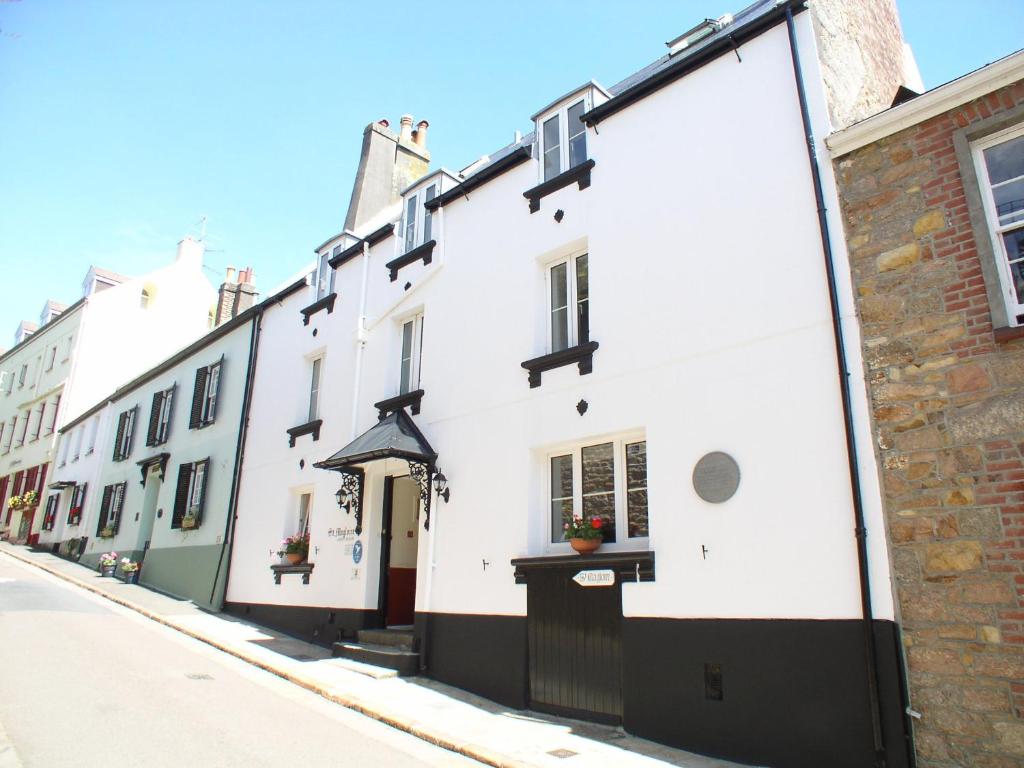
[511,550,655,584]
[386,240,435,282]
[523,159,595,213]
[374,389,424,419]
[994,325,1024,344]
[286,418,322,447]
[271,562,314,585]
[521,341,599,388]
[300,293,337,326]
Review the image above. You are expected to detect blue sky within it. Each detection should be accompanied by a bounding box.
[1,0,1022,344]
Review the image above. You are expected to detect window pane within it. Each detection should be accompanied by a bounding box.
[543,114,561,181]
[317,253,329,299]
[993,178,1024,227]
[400,321,414,394]
[1003,228,1024,304]
[309,358,321,421]
[423,184,437,242]
[575,254,589,344]
[567,101,587,168]
[984,135,1024,185]
[626,441,648,538]
[298,493,311,535]
[582,442,615,542]
[550,262,569,352]
[405,196,417,251]
[550,454,573,543]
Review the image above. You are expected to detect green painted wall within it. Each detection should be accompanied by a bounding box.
[140,543,227,610]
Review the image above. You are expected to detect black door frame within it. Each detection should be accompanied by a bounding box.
[376,475,395,627]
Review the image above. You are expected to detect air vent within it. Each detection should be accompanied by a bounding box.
[704,662,723,701]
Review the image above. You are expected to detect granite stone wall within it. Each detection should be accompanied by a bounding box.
[834,80,1024,767]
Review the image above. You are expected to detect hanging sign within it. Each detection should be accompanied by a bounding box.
[572,569,615,587]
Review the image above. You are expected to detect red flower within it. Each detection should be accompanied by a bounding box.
[590,518,603,529]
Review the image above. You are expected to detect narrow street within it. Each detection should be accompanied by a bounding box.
[0,556,479,768]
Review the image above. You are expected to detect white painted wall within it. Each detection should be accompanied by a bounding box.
[227,14,894,625]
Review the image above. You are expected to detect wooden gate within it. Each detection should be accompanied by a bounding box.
[526,568,624,724]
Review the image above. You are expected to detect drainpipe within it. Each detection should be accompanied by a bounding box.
[350,241,371,438]
[784,8,887,767]
[209,309,263,608]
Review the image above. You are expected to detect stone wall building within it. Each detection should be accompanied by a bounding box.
[829,51,1024,768]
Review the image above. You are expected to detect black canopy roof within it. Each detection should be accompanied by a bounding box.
[314,409,436,471]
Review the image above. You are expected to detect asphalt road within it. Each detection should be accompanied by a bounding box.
[0,556,480,768]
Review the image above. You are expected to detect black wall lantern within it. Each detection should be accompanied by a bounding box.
[432,469,450,503]
[334,469,364,534]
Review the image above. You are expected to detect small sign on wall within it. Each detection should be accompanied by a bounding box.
[573,569,615,587]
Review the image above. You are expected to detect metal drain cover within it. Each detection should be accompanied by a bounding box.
[186,673,214,680]
[547,749,578,759]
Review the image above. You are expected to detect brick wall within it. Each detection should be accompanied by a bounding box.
[835,80,1024,767]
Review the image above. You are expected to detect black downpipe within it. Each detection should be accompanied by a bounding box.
[210,310,263,608]
[784,8,887,767]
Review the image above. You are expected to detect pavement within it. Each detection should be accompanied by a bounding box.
[0,543,747,768]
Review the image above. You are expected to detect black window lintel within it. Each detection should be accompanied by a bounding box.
[386,240,435,282]
[286,419,322,448]
[373,389,425,420]
[271,562,314,585]
[300,293,337,326]
[523,159,595,213]
[521,341,599,388]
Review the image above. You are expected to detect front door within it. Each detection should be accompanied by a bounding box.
[527,568,624,724]
[380,475,420,627]
[137,465,162,559]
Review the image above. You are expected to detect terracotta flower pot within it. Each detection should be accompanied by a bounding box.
[285,552,305,565]
[569,537,601,555]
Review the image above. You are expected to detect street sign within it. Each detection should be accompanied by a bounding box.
[572,569,615,587]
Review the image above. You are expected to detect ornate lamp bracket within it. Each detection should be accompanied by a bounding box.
[338,469,364,535]
[408,461,433,530]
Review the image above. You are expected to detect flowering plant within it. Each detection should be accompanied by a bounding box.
[277,532,310,558]
[564,514,605,541]
[68,507,82,525]
[120,558,139,573]
[6,495,21,509]
[99,526,115,539]
[181,513,198,530]
[98,552,118,567]
[21,490,38,507]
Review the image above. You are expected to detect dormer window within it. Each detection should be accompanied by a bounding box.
[402,183,438,253]
[315,250,335,300]
[541,100,588,182]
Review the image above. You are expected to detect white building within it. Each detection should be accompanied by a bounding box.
[1,238,216,545]
[225,2,923,765]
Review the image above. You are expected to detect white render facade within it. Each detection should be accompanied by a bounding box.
[0,237,216,545]
[224,3,920,767]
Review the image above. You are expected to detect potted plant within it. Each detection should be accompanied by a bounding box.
[121,558,141,584]
[21,490,38,508]
[277,532,310,565]
[98,552,118,577]
[565,515,605,554]
[68,506,82,526]
[99,526,115,539]
[7,495,22,511]
[181,507,199,530]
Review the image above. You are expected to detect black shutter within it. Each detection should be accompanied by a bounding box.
[194,459,209,526]
[172,463,192,528]
[189,368,208,429]
[97,485,113,534]
[146,391,162,446]
[112,411,127,460]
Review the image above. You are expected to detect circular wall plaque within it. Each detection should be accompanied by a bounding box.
[693,452,741,503]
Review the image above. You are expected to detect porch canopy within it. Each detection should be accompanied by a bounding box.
[313,409,437,534]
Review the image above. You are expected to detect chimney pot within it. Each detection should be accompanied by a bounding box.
[413,120,429,148]
[399,114,414,143]
[224,265,236,283]
[378,118,390,128]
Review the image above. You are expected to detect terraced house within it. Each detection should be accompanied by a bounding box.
[829,49,1024,768]
[223,2,926,766]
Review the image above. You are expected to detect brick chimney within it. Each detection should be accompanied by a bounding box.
[215,266,257,326]
[343,115,430,232]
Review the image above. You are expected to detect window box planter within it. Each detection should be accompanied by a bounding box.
[181,514,198,531]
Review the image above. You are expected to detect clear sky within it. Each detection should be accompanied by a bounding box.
[1,0,1022,345]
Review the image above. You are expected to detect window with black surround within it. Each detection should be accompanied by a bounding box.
[172,458,208,530]
[548,436,648,548]
[540,99,588,183]
[96,482,126,536]
[68,483,86,526]
[146,385,175,446]
[402,183,438,254]
[189,359,222,429]
[41,494,58,531]
[112,406,137,461]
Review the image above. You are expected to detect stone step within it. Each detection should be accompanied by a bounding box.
[357,628,416,650]
[332,642,420,677]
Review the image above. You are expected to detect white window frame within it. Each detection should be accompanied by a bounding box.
[46,346,56,371]
[202,362,221,425]
[545,251,589,353]
[538,97,590,183]
[401,183,439,254]
[18,365,26,388]
[155,387,174,444]
[86,415,98,454]
[296,490,312,536]
[72,424,82,460]
[116,408,135,460]
[58,431,69,465]
[973,123,1024,325]
[308,356,323,422]
[398,313,424,395]
[188,460,207,513]
[15,413,27,447]
[3,371,12,394]
[315,251,332,300]
[45,396,59,436]
[545,433,648,553]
